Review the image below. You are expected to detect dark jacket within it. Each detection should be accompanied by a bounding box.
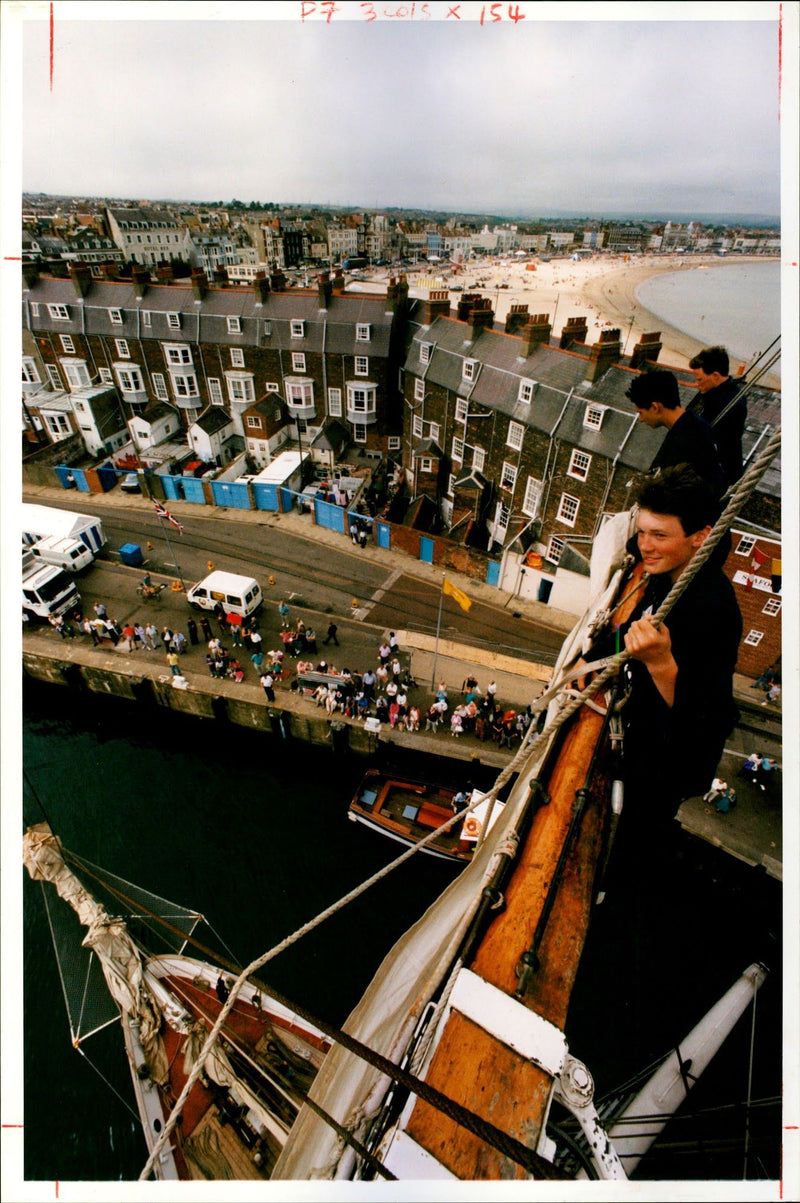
[687,378,746,489]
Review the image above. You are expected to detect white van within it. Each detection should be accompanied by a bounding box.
[29,535,94,572]
[186,571,262,618]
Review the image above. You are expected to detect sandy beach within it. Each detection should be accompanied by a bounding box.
[393,253,781,387]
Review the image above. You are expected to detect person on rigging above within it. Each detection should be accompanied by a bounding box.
[685,345,747,491]
[627,368,724,502]
[574,465,742,840]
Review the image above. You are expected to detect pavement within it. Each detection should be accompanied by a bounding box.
[22,480,783,874]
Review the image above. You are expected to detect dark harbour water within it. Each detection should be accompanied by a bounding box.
[19,678,783,1185]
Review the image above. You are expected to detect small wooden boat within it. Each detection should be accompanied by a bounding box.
[347,769,505,864]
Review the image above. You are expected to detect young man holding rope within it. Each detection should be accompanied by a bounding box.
[582,465,742,838]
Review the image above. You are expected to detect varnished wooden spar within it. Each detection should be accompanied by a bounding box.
[403,563,646,1179]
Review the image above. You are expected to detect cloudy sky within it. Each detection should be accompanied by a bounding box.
[7,2,789,219]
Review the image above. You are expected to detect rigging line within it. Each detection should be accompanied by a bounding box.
[743,974,760,1179]
[73,1041,144,1130]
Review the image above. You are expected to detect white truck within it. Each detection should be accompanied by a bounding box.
[27,534,95,572]
[22,502,106,559]
[23,550,81,621]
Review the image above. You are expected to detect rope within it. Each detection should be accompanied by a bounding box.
[140,427,781,1181]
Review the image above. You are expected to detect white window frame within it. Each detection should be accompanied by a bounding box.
[286,380,315,410]
[347,385,376,415]
[583,404,606,430]
[164,344,193,366]
[22,358,41,384]
[354,356,369,377]
[518,379,535,404]
[568,450,592,481]
[522,476,543,518]
[115,338,130,359]
[451,437,464,463]
[46,364,62,388]
[447,474,456,497]
[455,397,469,422]
[388,436,401,452]
[743,629,764,647]
[472,447,485,473]
[412,415,423,438]
[328,387,343,417]
[414,378,425,401]
[245,415,262,430]
[420,342,432,364]
[60,334,75,353]
[142,310,152,328]
[290,319,305,338]
[171,372,199,399]
[546,536,566,564]
[356,323,370,342]
[557,493,580,527]
[494,502,510,534]
[45,413,71,437]
[60,359,91,389]
[507,421,525,451]
[30,302,40,318]
[265,382,280,393]
[208,378,224,406]
[108,308,123,325]
[227,316,242,334]
[762,598,782,616]
[230,347,245,368]
[167,312,181,329]
[353,423,367,444]
[500,461,517,491]
[462,359,478,382]
[292,352,306,373]
[47,304,70,320]
[115,364,145,393]
[152,372,169,401]
[225,372,255,404]
[98,367,113,384]
[420,457,433,473]
[263,320,272,337]
[735,535,757,556]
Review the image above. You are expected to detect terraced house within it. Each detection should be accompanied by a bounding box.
[21,262,409,467]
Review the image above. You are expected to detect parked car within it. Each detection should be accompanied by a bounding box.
[120,472,141,493]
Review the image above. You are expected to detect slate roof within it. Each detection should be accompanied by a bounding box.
[22,275,395,359]
[193,407,234,435]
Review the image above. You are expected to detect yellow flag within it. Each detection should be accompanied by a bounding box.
[443,576,472,612]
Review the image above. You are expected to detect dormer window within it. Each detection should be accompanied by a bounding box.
[462,358,478,383]
[227,316,241,334]
[167,312,181,330]
[291,320,304,338]
[356,323,370,342]
[420,342,432,364]
[263,321,272,337]
[47,304,70,320]
[518,379,537,404]
[108,308,123,325]
[583,404,606,430]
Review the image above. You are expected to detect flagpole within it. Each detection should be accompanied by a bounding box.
[157,513,186,591]
[430,574,444,690]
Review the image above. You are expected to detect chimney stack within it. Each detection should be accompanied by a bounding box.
[191,269,208,301]
[69,261,92,298]
[457,293,482,322]
[317,271,333,310]
[213,266,229,287]
[559,315,589,349]
[131,265,150,298]
[629,330,663,370]
[155,261,174,284]
[270,269,287,292]
[100,260,121,281]
[505,303,530,336]
[466,297,494,341]
[586,328,622,382]
[253,271,271,305]
[518,313,552,356]
[22,261,39,290]
[419,288,450,325]
[331,268,346,296]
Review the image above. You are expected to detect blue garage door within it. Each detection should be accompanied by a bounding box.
[485,560,501,587]
[376,521,391,550]
[419,536,434,564]
[210,480,252,509]
[252,482,279,511]
[314,498,346,534]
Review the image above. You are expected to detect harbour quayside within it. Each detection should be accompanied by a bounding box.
[22,409,786,1186]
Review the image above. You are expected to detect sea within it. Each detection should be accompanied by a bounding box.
[635,260,782,373]
[18,677,783,1188]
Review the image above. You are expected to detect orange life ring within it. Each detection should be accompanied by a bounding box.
[463,815,480,839]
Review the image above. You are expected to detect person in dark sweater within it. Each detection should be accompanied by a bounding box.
[686,345,747,490]
[578,466,741,836]
[627,369,724,501]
